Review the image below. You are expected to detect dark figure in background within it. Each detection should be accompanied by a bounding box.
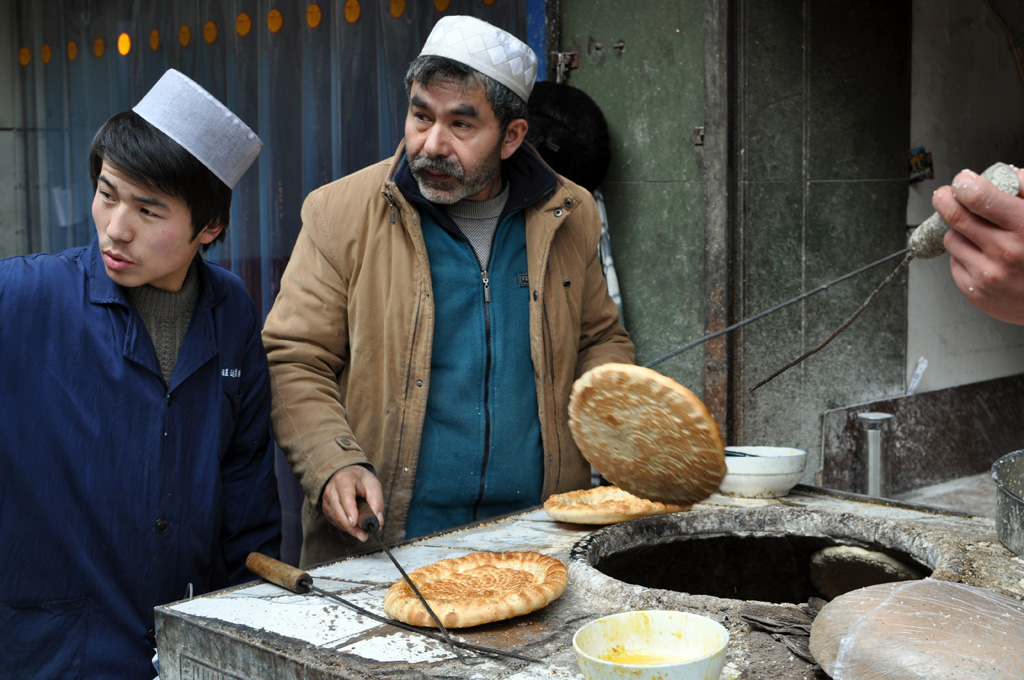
[0,69,281,679]
[525,80,611,192]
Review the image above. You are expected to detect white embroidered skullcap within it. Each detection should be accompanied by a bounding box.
[133,69,262,189]
[419,15,537,102]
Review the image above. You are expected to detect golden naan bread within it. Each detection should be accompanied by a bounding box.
[382,551,568,628]
[568,363,725,505]
[544,485,691,524]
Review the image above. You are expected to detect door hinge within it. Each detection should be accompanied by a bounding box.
[552,51,579,83]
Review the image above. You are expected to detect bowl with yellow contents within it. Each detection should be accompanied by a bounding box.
[572,610,729,680]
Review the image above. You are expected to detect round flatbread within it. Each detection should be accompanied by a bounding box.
[544,485,691,524]
[568,363,726,505]
[809,545,923,600]
[382,551,568,628]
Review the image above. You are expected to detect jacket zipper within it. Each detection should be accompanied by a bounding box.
[473,267,492,519]
[480,270,490,303]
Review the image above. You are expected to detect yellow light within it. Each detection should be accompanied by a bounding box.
[268,9,283,34]
[19,47,31,66]
[236,13,252,37]
[344,0,360,24]
[68,41,78,61]
[179,24,191,47]
[307,4,322,29]
[118,33,131,56]
[204,21,218,44]
[390,0,405,19]
[150,29,160,51]
[94,37,105,58]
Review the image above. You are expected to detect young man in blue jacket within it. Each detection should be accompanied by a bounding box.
[0,69,281,679]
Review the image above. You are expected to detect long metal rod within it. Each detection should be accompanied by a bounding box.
[307,583,541,663]
[246,552,541,664]
[750,252,914,391]
[357,506,482,666]
[644,248,912,369]
[371,532,483,666]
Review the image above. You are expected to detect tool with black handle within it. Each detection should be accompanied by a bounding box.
[245,552,540,664]
[354,499,483,666]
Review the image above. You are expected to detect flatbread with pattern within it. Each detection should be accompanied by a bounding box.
[544,485,691,524]
[382,551,568,628]
[568,363,726,505]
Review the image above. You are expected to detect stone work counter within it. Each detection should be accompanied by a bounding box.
[155,486,1024,680]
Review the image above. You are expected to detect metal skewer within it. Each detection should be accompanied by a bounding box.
[647,163,1020,391]
[644,248,912,369]
[750,251,914,392]
[246,552,541,664]
[751,163,1019,391]
[355,502,485,666]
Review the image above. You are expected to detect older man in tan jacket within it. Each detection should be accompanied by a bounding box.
[263,15,634,565]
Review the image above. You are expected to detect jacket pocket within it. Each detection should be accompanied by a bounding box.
[0,597,88,679]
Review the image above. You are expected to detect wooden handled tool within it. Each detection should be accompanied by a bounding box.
[246,551,540,664]
[751,163,1020,391]
[246,552,312,594]
[648,163,1021,390]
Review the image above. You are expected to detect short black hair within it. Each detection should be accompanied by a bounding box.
[404,55,527,138]
[88,111,231,249]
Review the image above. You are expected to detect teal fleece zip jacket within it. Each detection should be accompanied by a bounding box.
[399,151,548,537]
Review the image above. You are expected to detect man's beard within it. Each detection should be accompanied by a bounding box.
[409,144,502,205]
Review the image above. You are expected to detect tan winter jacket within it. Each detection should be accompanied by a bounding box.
[263,142,634,565]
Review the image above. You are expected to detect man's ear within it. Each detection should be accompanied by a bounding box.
[197,221,224,245]
[500,118,529,160]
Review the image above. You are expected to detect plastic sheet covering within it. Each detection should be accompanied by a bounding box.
[809,578,1024,679]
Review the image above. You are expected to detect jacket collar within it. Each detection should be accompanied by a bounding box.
[87,237,131,307]
[86,236,224,310]
[86,237,226,389]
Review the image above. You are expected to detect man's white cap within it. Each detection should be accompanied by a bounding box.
[418,15,537,102]
[133,69,262,189]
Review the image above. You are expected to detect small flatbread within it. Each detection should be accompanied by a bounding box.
[809,546,923,600]
[568,363,726,505]
[544,485,691,524]
[382,551,568,628]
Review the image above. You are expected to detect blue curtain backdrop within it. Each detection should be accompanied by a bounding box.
[14,0,545,564]
[15,0,544,315]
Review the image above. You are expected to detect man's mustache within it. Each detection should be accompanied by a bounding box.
[409,154,464,180]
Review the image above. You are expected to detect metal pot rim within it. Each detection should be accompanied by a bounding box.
[992,449,1024,504]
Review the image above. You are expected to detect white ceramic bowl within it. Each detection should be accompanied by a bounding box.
[572,610,729,680]
[718,446,807,498]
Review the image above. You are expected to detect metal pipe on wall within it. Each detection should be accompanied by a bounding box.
[857,412,895,497]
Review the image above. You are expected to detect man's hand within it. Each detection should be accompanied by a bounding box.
[321,465,385,542]
[934,165,1024,325]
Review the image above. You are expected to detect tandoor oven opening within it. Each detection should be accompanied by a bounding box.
[570,505,941,605]
[595,533,931,603]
